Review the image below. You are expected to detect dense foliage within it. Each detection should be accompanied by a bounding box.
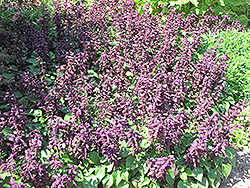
[133,0,250,28]
[202,29,250,149]
[0,0,248,187]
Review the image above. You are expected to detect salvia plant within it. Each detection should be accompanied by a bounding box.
[0,0,247,187]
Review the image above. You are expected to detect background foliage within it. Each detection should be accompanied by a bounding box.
[133,0,250,28]
[201,29,250,149]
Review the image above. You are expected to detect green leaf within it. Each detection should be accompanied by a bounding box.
[192,168,203,182]
[191,183,199,188]
[28,66,39,75]
[198,177,209,188]
[102,174,110,186]
[40,150,50,159]
[122,170,129,182]
[19,97,28,106]
[219,104,226,113]
[223,101,230,112]
[27,58,39,66]
[140,139,151,149]
[207,169,217,183]
[222,164,232,178]
[190,0,199,6]
[165,172,174,186]
[2,73,14,79]
[64,113,74,121]
[132,180,138,188]
[177,180,191,188]
[27,123,44,130]
[125,156,138,170]
[100,156,107,163]
[0,172,11,180]
[138,177,150,187]
[212,106,220,113]
[120,147,129,157]
[87,69,99,78]
[226,96,235,105]
[89,151,100,165]
[62,153,72,163]
[82,174,98,188]
[169,169,176,178]
[107,173,114,188]
[95,166,105,181]
[14,91,23,98]
[0,104,9,109]
[106,163,114,172]
[238,15,249,25]
[180,172,188,181]
[28,109,42,116]
[2,127,12,136]
[225,147,236,167]
[116,170,123,186]
[118,180,130,188]
[185,167,192,175]
[75,169,84,182]
[212,178,221,188]
[108,42,117,46]
[149,181,161,188]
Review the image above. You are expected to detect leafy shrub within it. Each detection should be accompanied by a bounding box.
[133,0,250,28]
[0,0,247,187]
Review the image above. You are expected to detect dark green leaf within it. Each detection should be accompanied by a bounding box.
[226,96,235,105]
[192,168,203,182]
[177,180,191,188]
[118,180,130,188]
[165,172,174,186]
[89,151,100,165]
[219,104,226,113]
[100,156,107,163]
[207,169,217,183]
[0,104,9,109]
[185,167,192,175]
[2,73,14,79]
[14,91,23,98]
[82,174,98,188]
[125,156,138,170]
[223,101,230,112]
[225,147,236,167]
[19,97,28,106]
[198,177,209,188]
[120,147,129,157]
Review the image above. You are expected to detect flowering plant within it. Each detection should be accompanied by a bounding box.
[0,0,246,187]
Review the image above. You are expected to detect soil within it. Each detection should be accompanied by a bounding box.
[220,146,250,188]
